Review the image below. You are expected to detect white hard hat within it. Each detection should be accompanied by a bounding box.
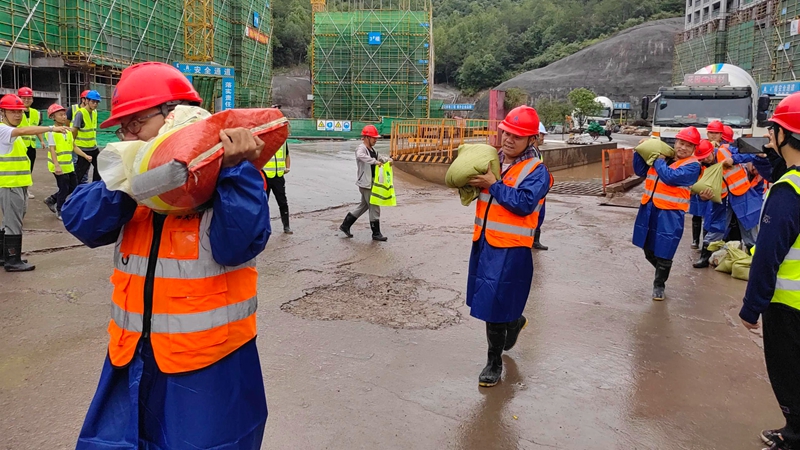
[539,123,548,135]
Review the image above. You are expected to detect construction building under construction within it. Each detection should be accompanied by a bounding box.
[673,0,800,85]
[311,0,434,122]
[1,0,273,127]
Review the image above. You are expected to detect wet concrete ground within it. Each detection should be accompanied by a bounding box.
[0,140,781,450]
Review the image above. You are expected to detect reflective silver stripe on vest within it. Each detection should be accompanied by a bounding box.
[785,247,800,261]
[370,191,394,201]
[478,192,491,202]
[111,295,258,334]
[79,128,96,132]
[514,158,540,188]
[726,173,749,191]
[0,156,30,162]
[652,192,690,205]
[776,278,800,291]
[534,201,545,213]
[0,170,32,176]
[644,172,658,196]
[474,217,535,237]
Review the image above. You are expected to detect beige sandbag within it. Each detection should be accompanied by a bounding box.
[635,139,675,165]
[716,245,749,274]
[715,255,734,273]
[446,144,501,206]
[732,257,752,281]
[691,163,724,203]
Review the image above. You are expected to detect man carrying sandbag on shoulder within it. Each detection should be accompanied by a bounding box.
[632,127,702,301]
[62,62,271,450]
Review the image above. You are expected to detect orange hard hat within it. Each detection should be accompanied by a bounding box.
[17,87,33,98]
[706,120,724,133]
[361,124,380,138]
[675,126,702,146]
[694,139,714,160]
[722,125,734,143]
[0,94,27,110]
[498,106,540,137]
[101,62,202,128]
[769,92,800,134]
[47,103,66,118]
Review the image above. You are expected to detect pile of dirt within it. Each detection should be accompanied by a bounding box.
[475,18,683,117]
[271,74,312,118]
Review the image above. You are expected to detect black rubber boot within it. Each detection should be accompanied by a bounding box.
[652,258,672,301]
[44,195,57,214]
[691,216,702,249]
[479,322,507,387]
[370,220,388,242]
[644,250,657,268]
[693,244,712,269]
[533,229,548,251]
[4,234,35,272]
[0,229,4,266]
[339,213,357,238]
[281,213,293,234]
[504,315,528,351]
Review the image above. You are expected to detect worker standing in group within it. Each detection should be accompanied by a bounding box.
[694,121,762,268]
[632,127,702,301]
[263,139,293,234]
[68,90,90,124]
[738,92,800,450]
[72,90,102,183]
[62,62,270,450]
[532,122,553,250]
[338,125,391,241]
[0,94,70,272]
[17,87,48,199]
[465,106,551,387]
[44,104,92,220]
[45,90,90,208]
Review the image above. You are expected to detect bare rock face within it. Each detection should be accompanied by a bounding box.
[474,18,683,118]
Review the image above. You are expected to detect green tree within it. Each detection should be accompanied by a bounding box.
[456,53,505,94]
[503,87,528,110]
[535,98,573,128]
[568,88,602,130]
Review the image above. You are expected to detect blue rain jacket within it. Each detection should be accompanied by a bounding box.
[63,161,271,449]
[689,194,708,216]
[702,149,762,233]
[467,163,551,323]
[632,153,701,260]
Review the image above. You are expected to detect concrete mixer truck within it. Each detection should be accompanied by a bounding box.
[572,96,616,131]
[642,64,771,146]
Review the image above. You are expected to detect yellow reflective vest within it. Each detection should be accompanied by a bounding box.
[47,131,75,174]
[770,170,800,310]
[0,133,33,188]
[19,108,40,147]
[263,143,287,178]
[75,107,97,148]
[370,164,396,206]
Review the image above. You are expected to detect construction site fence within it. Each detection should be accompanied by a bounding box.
[390,119,500,163]
[602,148,635,194]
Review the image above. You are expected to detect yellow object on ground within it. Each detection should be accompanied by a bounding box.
[731,257,752,281]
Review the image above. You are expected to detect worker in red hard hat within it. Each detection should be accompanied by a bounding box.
[43,104,92,220]
[45,90,93,208]
[338,124,392,241]
[632,127,702,301]
[61,62,270,450]
[0,94,70,272]
[17,87,48,199]
[465,105,553,387]
[739,92,800,450]
[722,125,735,144]
[688,139,716,250]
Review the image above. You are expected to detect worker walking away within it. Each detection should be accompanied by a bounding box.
[0,94,70,272]
[339,125,391,241]
[72,90,102,183]
[263,140,293,234]
[466,106,551,387]
[62,62,270,450]
[632,127,702,301]
[738,92,800,450]
[532,122,554,250]
[694,123,762,268]
[17,87,48,199]
[44,104,92,220]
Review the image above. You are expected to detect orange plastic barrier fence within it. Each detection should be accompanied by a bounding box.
[390,119,502,162]
[602,148,635,194]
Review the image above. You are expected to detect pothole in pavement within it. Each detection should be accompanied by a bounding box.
[280,274,462,330]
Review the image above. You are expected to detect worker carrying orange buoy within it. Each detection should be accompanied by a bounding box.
[63,62,271,450]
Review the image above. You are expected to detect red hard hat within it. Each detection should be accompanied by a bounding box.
[722,125,734,143]
[769,92,800,134]
[101,62,202,128]
[706,120,724,133]
[80,90,91,99]
[17,87,33,98]
[675,126,702,146]
[361,125,380,138]
[0,94,28,110]
[47,103,66,118]
[498,106,540,137]
[694,139,714,160]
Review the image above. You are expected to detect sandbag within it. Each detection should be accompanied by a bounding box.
[99,105,289,214]
[732,257,752,281]
[715,245,749,274]
[710,248,728,267]
[445,144,501,206]
[707,240,727,252]
[691,163,724,203]
[635,139,675,165]
[370,164,396,206]
[715,255,734,273]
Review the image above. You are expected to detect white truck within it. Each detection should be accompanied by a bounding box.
[572,96,615,131]
[642,63,771,145]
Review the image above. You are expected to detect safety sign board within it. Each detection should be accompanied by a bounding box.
[317,120,325,131]
[316,120,352,132]
[173,63,235,110]
[342,121,351,132]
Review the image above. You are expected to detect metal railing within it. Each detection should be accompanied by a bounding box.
[390,119,501,162]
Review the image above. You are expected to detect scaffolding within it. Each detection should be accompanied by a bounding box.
[312,1,433,121]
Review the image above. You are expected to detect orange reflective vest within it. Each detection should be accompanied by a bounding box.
[108,206,258,374]
[473,158,552,248]
[752,173,769,195]
[640,156,698,212]
[717,145,751,197]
